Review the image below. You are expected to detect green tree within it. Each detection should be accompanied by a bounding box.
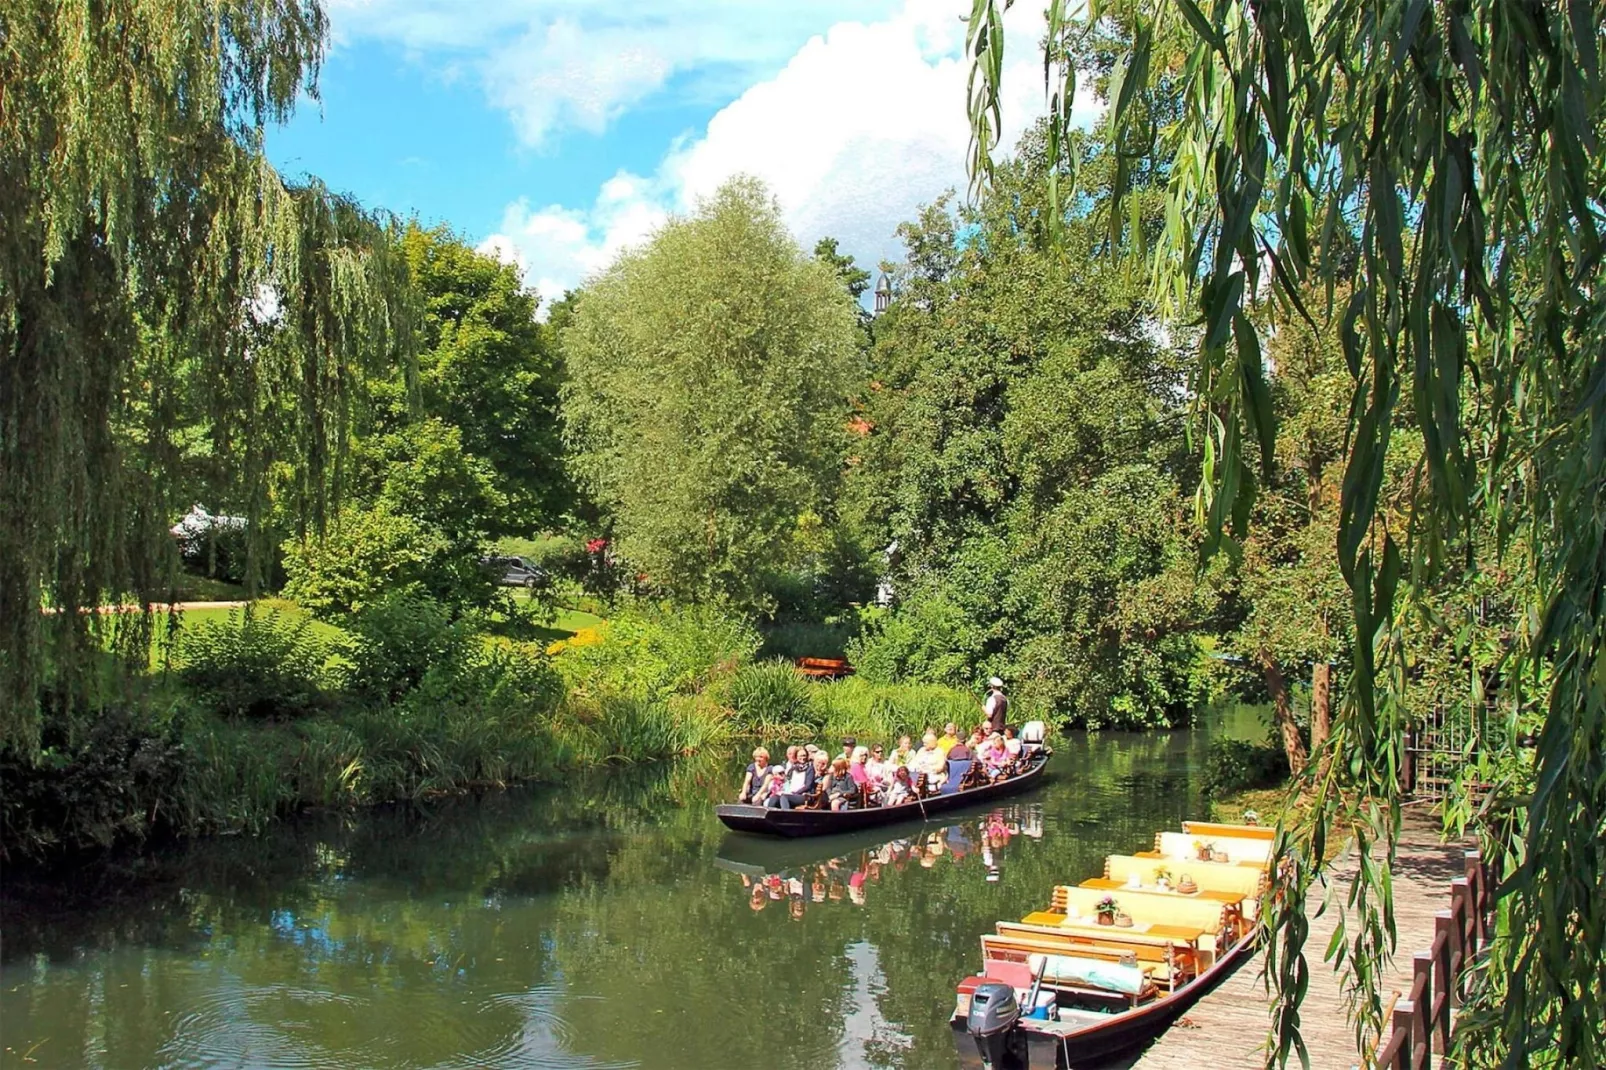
[968,0,1606,1061]
[559,177,863,611]
[1228,299,1357,773]
[1,0,411,746]
[393,224,565,533]
[846,152,1214,726]
[812,236,872,315]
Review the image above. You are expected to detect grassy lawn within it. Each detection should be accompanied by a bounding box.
[527,606,605,645]
[148,595,606,667]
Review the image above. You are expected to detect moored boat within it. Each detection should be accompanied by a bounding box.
[716,751,1051,838]
[949,820,1274,1068]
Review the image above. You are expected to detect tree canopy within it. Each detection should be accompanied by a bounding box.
[844,154,1217,725]
[1,0,413,747]
[559,177,863,612]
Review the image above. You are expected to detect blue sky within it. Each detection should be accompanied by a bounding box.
[266,1,1087,311]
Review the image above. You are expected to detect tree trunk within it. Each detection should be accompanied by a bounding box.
[1310,661,1332,754]
[1261,652,1308,776]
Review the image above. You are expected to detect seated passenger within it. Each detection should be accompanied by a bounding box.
[882,766,915,806]
[979,732,1009,775]
[1003,726,1023,762]
[738,747,773,803]
[887,735,915,771]
[936,722,960,755]
[811,751,832,802]
[943,736,973,794]
[764,751,816,809]
[865,744,887,786]
[828,758,856,810]
[849,746,871,788]
[913,732,947,793]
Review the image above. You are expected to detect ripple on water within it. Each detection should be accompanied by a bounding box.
[156,980,638,1070]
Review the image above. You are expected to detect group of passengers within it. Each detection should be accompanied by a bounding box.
[735,721,1027,811]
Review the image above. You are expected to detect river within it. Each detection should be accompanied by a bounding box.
[0,707,1268,1069]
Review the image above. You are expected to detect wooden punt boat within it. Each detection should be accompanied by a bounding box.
[951,820,1270,1068]
[715,752,1050,838]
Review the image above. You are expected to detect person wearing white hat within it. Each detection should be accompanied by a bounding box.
[984,677,1008,734]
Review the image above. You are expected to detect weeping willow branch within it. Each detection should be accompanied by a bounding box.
[967,0,1606,1064]
[0,0,412,748]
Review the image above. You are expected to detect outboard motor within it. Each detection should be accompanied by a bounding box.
[1019,720,1048,757]
[966,982,1027,1069]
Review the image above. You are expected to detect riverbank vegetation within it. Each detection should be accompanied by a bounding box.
[5,0,1358,863]
[9,12,1601,1059]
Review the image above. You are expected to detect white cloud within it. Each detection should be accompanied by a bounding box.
[479,0,1104,312]
[324,0,904,148]
[481,171,670,306]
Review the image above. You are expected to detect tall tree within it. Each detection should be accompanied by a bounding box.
[968,0,1606,1062]
[392,224,565,534]
[559,177,862,611]
[1,0,410,747]
[847,147,1215,726]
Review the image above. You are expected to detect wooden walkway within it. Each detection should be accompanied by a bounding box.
[1121,807,1470,1070]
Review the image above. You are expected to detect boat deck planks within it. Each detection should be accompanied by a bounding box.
[1127,807,1470,1070]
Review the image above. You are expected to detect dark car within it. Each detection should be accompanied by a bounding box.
[481,556,550,590]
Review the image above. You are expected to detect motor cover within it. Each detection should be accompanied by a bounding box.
[966,982,1021,1037]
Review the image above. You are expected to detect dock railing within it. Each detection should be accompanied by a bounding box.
[1375,849,1495,1068]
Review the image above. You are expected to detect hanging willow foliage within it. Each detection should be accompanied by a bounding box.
[0,0,412,749]
[968,0,1604,1066]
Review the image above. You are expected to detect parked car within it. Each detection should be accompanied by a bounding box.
[481,556,550,590]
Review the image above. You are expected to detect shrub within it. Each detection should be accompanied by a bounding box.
[1202,737,1290,797]
[0,707,187,858]
[282,505,490,617]
[758,618,857,660]
[554,602,760,703]
[178,608,327,719]
[727,659,815,729]
[342,593,472,702]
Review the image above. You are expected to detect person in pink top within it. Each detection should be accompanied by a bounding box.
[979,732,1009,775]
[848,745,871,784]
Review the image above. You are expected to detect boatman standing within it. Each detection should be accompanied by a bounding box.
[983,676,1008,735]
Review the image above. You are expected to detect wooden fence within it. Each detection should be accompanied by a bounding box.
[1375,849,1495,1068]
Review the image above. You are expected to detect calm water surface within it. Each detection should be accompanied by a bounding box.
[1,708,1267,1069]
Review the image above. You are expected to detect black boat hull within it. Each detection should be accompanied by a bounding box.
[950,924,1263,1068]
[716,754,1050,838]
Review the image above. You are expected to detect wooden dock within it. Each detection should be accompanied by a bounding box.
[1124,807,1471,1070]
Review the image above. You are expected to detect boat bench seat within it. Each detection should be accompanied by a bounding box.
[1048,885,1236,952]
[1182,820,1276,842]
[995,923,1195,969]
[980,946,1158,1008]
[1104,855,1267,904]
[980,932,1193,993]
[1155,830,1273,866]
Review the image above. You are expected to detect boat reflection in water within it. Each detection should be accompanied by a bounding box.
[714,802,1046,918]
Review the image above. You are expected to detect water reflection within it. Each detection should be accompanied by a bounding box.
[718,803,1048,918]
[0,709,1269,1070]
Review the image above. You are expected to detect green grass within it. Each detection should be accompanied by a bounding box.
[523,606,606,645]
